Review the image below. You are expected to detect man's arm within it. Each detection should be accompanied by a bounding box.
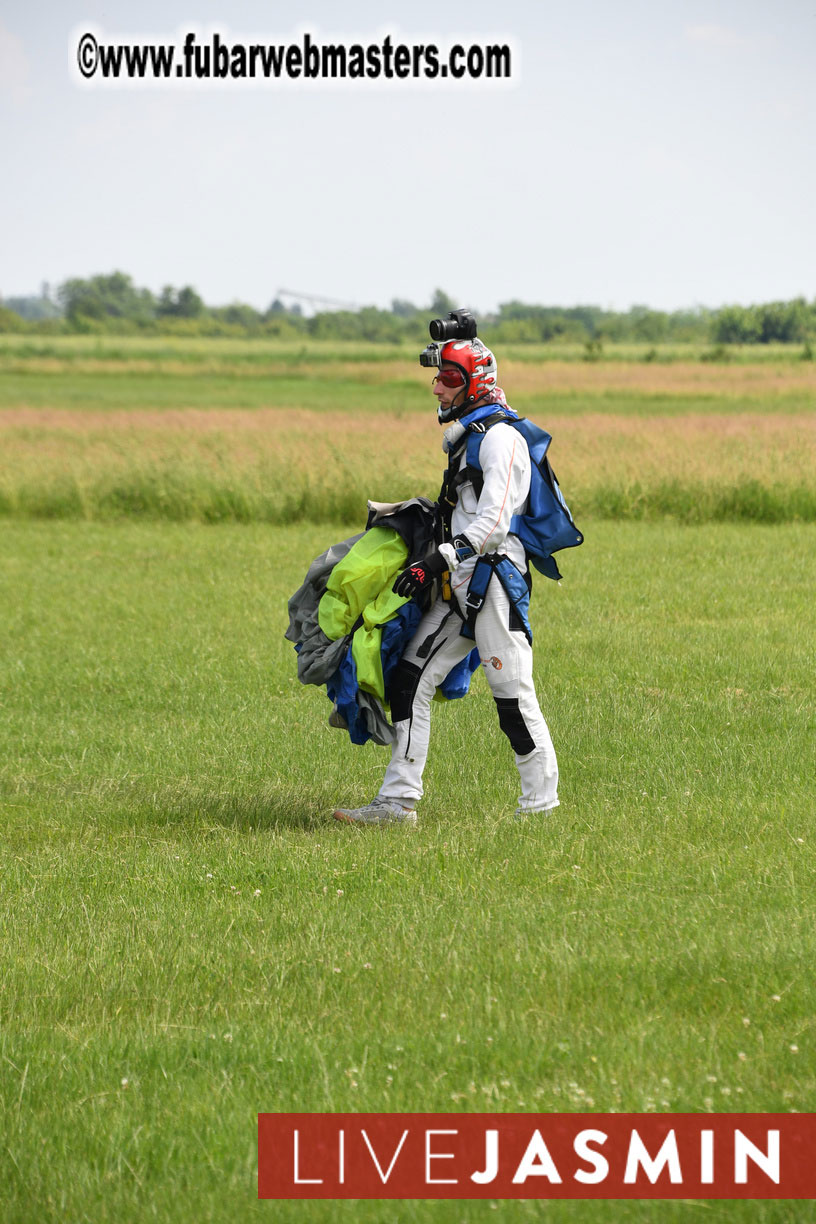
[462,423,531,555]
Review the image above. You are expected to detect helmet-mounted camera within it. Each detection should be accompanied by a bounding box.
[428,308,477,343]
[419,308,478,369]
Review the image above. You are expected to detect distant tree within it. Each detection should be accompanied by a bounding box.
[709,301,812,345]
[210,302,263,328]
[265,298,304,319]
[158,286,178,316]
[429,288,457,316]
[306,305,410,343]
[40,274,811,345]
[357,306,403,342]
[491,316,548,343]
[307,309,363,341]
[261,310,306,338]
[58,271,156,326]
[496,301,585,342]
[630,307,668,343]
[157,285,204,318]
[755,299,808,343]
[177,286,204,318]
[711,300,810,344]
[390,298,419,318]
[2,294,61,321]
[566,305,606,337]
[711,306,760,345]
[0,305,26,332]
[666,308,709,343]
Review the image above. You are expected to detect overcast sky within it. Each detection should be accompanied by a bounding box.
[2,0,814,314]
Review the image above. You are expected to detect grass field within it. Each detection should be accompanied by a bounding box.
[1,340,814,1221]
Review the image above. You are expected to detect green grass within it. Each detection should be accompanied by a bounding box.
[0,369,427,414]
[3,467,816,528]
[1,519,814,1223]
[0,334,812,365]
[582,479,816,523]
[0,335,413,365]
[0,460,371,525]
[2,371,815,419]
[2,334,815,419]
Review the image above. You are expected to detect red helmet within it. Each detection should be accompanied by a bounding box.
[436,337,498,422]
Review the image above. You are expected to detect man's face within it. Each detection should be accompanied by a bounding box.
[433,362,467,416]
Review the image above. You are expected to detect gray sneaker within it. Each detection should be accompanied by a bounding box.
[333,798,417,826]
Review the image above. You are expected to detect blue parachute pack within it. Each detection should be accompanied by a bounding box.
[460,403,583,582]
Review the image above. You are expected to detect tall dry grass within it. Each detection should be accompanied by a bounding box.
[2,338,815,522]
[1,407,815,524]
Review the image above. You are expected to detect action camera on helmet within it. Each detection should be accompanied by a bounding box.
[428,308,478,343]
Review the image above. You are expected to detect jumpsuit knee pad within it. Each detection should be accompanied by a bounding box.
[388,660,422,724]
[494,696,537,756]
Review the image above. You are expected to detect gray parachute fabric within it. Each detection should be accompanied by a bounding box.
[285,534,363,687]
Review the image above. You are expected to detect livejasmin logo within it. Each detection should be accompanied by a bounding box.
[292,1124,777,1186]
[257,1113,816,1200]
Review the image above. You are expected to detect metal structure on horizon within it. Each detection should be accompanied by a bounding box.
[276,289,361,315]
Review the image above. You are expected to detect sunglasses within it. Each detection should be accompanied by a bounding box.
[433,368,466,388]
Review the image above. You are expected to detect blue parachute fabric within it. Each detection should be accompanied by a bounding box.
[380,601,424,690]
[464,409,583,580]
[438,647,481,699]
[326,604,419,747]
[326,653,370,746]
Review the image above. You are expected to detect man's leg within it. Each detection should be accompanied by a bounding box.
[471,581,559,813]
[377,601,473,807]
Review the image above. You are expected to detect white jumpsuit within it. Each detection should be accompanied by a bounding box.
[378,422,559,814]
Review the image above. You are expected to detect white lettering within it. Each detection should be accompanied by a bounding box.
[624,1129,682,1184]
[573,1129,609,1184]
[338,1128,344,1185]
[293,1129,323,1184]
[735,1130,780,1184]
[425,1129,458,1184]
[512,1130,563,1184]
[471,1129,499,1184]
[700,1129,714,1184]
[361,1128,408,1184]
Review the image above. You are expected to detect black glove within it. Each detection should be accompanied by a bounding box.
[392,548,448,600]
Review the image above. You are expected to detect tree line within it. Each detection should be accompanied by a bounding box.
[1,274,814,346]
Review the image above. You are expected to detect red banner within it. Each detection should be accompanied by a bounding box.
[258,1113,816,1199]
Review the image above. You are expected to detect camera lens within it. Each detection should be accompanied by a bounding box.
[429,317,455,341]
